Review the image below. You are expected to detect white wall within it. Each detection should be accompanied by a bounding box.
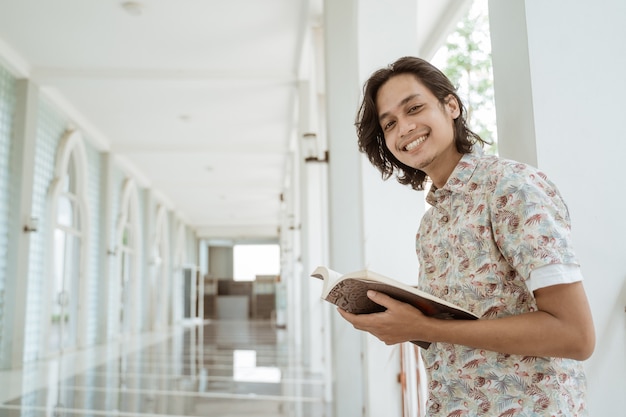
[490,0,626,414]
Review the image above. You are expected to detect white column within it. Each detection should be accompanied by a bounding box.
[298,23,334,402]
[297,81,313,369]
[279,147,302,354]
[96,152,116,343]
[298,79,331,381]
[358,2,427,416]
[0,79,38,369]
[486,0,537,166]
[323,1,366,415]
[97,153,114,343]
[285,150,299,336]
[323,0,424,415]
[142,189,155,330]
[489,1,626,415]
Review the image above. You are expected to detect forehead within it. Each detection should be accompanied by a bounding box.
[375,73,434,115]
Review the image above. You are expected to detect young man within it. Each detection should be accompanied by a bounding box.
[339,56,595,416]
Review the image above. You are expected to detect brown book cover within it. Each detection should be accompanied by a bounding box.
[311,266,479,349]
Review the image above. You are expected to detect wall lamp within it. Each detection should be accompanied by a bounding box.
[302,132,329,163]
[23,217,39,233]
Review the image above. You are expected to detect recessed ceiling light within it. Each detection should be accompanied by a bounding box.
[121,1,143,16]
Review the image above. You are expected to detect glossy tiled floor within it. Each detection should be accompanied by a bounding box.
[0,320,331,417]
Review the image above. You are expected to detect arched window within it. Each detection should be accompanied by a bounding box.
[46,130,90,354]
[114,179,141,336]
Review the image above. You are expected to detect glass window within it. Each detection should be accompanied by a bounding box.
[233,244,279,282]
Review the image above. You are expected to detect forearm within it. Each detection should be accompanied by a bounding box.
[423,310,594,360]
[339,283,595,359]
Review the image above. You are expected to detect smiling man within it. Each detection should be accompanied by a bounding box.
[340,56,595,416]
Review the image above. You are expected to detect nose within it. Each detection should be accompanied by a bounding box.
[398,116,415,137]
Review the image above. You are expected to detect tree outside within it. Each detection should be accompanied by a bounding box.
[432,0,498,154]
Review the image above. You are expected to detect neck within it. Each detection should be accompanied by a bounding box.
[426,151,463,189]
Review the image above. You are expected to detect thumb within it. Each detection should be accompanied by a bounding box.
[367,290,400,308]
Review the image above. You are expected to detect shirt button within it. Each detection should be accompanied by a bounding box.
[442,216,449,223]
[444,252,449,259]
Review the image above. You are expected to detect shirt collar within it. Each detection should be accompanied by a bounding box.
[425,147,483,207]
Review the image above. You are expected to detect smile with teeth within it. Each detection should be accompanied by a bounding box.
[404,134,428,151]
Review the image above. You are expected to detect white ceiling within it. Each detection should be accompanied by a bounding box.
[0,0,467,242]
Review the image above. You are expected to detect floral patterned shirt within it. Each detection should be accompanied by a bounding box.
[417,150,588,416]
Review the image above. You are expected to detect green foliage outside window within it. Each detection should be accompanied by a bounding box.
[434,0,498,155]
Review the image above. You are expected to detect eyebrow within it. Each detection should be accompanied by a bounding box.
[378,93,422,123]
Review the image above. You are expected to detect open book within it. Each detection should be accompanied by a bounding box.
[311,266,479,349]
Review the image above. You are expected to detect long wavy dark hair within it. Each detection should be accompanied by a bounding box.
[355,56,487,190]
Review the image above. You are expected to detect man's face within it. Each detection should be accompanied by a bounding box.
[376,73,460,183]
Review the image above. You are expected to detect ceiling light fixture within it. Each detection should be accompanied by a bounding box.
[121,1,143,16]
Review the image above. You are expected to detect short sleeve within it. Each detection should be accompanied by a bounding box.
[527,263,584,292]
[489,164,579,281]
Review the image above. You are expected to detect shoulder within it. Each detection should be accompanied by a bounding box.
[476,154,540,178]
[475,155,558,195]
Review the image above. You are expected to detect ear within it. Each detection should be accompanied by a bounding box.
[444,94,461,119]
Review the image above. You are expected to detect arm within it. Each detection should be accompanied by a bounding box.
[338,281,595,360]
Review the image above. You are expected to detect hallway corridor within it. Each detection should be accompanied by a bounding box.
[0,320,331,417]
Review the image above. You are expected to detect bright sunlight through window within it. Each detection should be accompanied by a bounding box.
[233,244,280,282]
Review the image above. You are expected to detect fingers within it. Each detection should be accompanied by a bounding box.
[337,296,425,345]
[337,307,369,333]
[366,290,400,309]
[337,291,401,322]
[336,307,352,321]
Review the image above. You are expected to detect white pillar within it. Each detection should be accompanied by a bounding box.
[323,0,367,414]
[489,1,626,415]
[323,0,425,415]
[297,81,315,369]
[287,150,302,342]
[358,2,427,416]
[298,78,332,392]
[487,0,537,166]
[0,79,38,369]
[142,189,156,330]
[97,153,114,343]
[280,147,302,355]
[298,23,334,403]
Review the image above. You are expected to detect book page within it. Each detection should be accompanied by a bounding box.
[310,266,343,297]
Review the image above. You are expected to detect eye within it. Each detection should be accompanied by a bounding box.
[408,104,422,113]
[383,120,396,131]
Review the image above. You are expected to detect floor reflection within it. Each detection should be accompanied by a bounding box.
[0,320,331,417]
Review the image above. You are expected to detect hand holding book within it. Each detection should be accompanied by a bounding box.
[311,266,479,348]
